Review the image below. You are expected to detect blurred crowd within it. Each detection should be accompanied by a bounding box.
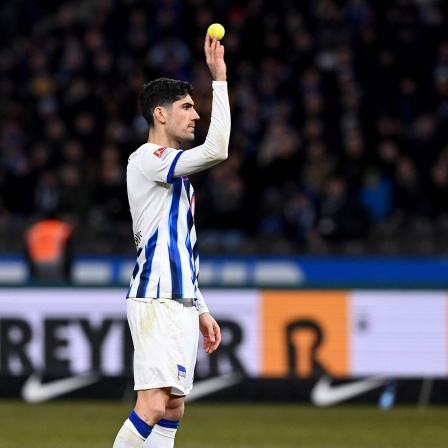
[1,0,448,255]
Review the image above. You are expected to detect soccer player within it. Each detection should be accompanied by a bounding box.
[113,32,229,448]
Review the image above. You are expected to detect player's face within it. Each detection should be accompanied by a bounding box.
[166,95,200,144]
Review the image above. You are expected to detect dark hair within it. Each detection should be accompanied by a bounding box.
[139,77,194,127]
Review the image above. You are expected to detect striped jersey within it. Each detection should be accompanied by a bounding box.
[126,144,199,299]
[126,81,230,304]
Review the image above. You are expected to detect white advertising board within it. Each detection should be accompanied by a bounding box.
[0,288,447,379]
[0,288,260,378]
[350,291,447,377]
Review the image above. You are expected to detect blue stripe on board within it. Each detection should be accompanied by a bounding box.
[167,151,184,183]
[168,179,183,298]
[136,229,159,297]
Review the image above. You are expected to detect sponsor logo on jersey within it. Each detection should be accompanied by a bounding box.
[153,147,167,158]
[134,230,142,247]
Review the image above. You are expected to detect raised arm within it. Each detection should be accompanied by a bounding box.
[173,33,231,177]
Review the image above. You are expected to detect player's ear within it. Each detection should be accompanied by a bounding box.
[154,106,167,124]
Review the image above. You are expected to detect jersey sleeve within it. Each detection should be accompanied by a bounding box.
[138,146,184,184]
[173,81,231,178]
[196,288,210,315]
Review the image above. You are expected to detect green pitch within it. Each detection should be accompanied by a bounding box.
[0,400,447,448]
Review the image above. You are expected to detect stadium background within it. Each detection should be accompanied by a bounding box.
[1,1,448,444]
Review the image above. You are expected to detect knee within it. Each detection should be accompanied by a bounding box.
[137,403,166,426]
[135,388,170,426]
[164,399,185,422]
[149,404,167,423]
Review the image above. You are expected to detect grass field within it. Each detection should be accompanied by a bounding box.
[0,400,447,447]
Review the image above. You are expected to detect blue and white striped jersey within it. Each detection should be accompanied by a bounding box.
[126,144,199,299]
[126,81,231,306]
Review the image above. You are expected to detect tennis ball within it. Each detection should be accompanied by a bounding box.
[207,23,225,40]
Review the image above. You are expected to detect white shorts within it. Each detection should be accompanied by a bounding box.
[127,298,199,396]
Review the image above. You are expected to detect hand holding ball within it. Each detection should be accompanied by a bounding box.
[205,23,226,81]
[207,23,225,40]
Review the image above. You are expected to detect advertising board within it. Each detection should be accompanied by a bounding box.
[0,288,446,405]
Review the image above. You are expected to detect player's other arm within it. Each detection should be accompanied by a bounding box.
[200,312,221,354]
[173,33,230,177]
[196,288,221,353]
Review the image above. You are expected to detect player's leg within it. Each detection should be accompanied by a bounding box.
[135,387,173,425]
[112,407,151,447]
[143,394,185,447]
[113,298,168,447]
[115,298,198,447]
[113,388,171,447]
[144,303,198,447]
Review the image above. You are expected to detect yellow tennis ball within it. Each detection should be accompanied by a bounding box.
[207,23,225,40]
